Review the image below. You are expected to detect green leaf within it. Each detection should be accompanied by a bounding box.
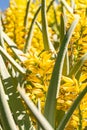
[70,0,75,10]
[36,0,55,32]
[56,110,65,127]
[35,21,42,32]
[37,99,42,130]
[53,4,59,37]
[60,0,73,14]
[0,15,5,49]
[2,31,27,62]
[0,79,18,130]
[41,0,55,51]
[0,46,26,75]
[44,16,79,128]
[0,55,10,79]
[69,53,87,77]
[62,51,70,75]
[24,0,31,28]
[59,4,69,75]
[60,4,66,44]
[57,86,87,130]
[23,5,41,53]
[18,86,54,130]
[0,57,31,130]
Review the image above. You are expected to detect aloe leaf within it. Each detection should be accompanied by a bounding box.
[57,86,87,130]
[24,0,31,28]
[0,15,5,49]
[0,57,31,130]
[60,0,73,14]
[56,110,65,127]
[44,16,79,128]
[0,55,10,79]
[36,0,55,32]
[69,53,87,77]
[18,86,54,130]
[41,0,55,51]
[62,51,70,75]
[35,21,42,32]
[0,46,26,75]
[0,79,18,130]
[37,99,42,130]
[60,5,66,44]
[59,5,69,75]
[0,29,5,49]
[70,0,75,10]
[23,5,41,53]
[53,4,59,36]
[2,31,27,61]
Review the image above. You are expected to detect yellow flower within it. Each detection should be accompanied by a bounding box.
[57,74,87,129]
[2,0,87,129]
[23,50,55,109]
[3,0,27,50]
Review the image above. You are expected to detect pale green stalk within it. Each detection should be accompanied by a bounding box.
[70,0,75,10]
[60,0,73,14]
[18,86,54,130]
[0,53,31,130]
[2,31,27,62]
[24,0,31,28]
[44,16,79,128]
[23,6,41,53]
[41,0,55,51]
[0,79,18,130]
[0,46,26,75]
[0,15,5,49]
[60,4,69,75]
[69,53,87,77]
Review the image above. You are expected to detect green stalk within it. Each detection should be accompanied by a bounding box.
[61,0,73,14]
[44,16,79,128]
[57,86,87,130]
[69,53,87,77]
[0,55,31,130]
[23,5,41,53]
[37,99,42,130]
[35,21,42,32]
[41,0,55,51]
[0,79,18,130]
[24,0,31,28]
[2,31,27,62]
[18,86,54,130]
[0,15,5,49]
[0,46,26,75]
[78,105,82,130]
[0,55,10,79]
[60,4,66,44]
[70,0,75,10]
[60,4,69,75]
[36,0,55,32]
[53,4,59,36]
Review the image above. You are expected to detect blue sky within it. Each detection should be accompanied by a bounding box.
[0,0,10,11]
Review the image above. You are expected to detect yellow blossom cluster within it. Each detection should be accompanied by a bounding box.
[23,50,55,109]
[2,0,87,129]
[69,0,87,72]
[57,74,87,129]
[3,0,27,50]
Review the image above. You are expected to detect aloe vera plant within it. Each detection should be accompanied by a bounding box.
[0,0,87,130]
